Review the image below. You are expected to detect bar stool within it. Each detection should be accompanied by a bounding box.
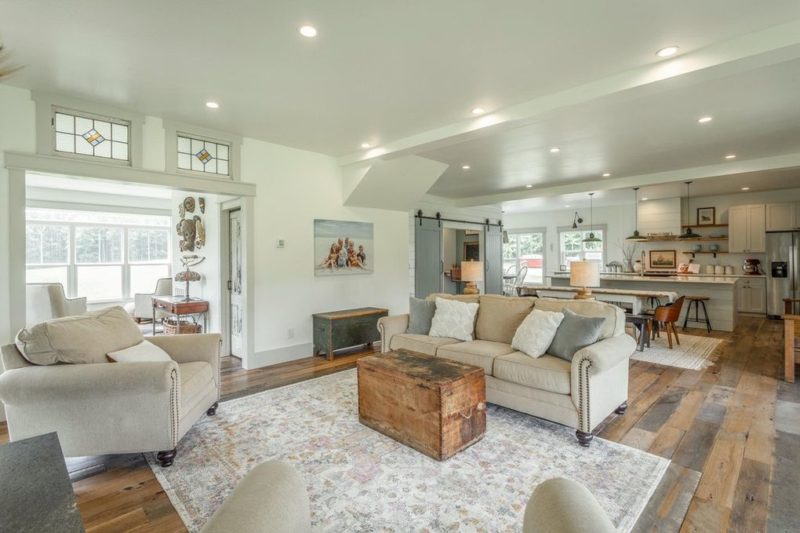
[683,296,712,332]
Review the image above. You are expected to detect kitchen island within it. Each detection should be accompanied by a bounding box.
[533,273,766,332]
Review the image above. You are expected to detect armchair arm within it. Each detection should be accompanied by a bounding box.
[134,293,155,318]
[147,333,221,394]
[0,361,177,405]
[377,315,409,353]
[63,296,87,317]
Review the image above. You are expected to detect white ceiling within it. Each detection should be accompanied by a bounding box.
[4,1,800,211]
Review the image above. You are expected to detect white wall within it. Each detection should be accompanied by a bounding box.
[241,138,410,367]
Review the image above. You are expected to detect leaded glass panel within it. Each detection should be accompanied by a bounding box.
[177,134,231,176]
[53,110,130,162]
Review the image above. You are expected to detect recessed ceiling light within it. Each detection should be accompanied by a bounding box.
[471,107,485,115]
[550,147,560,153]
[526,184,533,189]
[697,116,713,124]
[602,172,611,177]
[725,154,736,159]
[656,45,679,58]
[642,197,649,201]
[205,101,219,109]
[564,204,570,208]
[361,142,372,149]
[299,25,318,38]
[741,187,750,191]
[462,164,471,170]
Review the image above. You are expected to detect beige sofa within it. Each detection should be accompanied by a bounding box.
[0,333,221,467]
[378,294,635,446]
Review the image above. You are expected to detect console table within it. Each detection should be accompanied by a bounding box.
[313,307,388,360]
[152,296,209,335]
[0,433,84,532]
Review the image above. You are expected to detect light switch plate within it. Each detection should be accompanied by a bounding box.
[276,239,285,248]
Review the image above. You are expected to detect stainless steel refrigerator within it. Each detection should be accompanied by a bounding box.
[766,231,800,317]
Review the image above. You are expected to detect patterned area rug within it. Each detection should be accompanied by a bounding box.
[148,370,669,532]
[631,333,724,370]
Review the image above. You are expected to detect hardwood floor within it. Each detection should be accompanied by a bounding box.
[1,319,797,532]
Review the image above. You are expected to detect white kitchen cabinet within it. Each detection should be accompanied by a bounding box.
[737,277,766,314]
[766,203,796,231]
[728,204,766,253]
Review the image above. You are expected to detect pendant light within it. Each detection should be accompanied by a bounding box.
[582,192,602,243]
[679,181,701,239]
[626,187,648,241]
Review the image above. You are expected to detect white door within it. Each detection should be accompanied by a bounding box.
[228,209,243,357]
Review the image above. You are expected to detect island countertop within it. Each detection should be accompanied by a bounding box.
[548,273,765,285]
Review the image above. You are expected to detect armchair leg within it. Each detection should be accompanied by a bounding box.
[206,402,219,416]
[614,401,628,415]
[576,430,594,447]
[157,449,177,467]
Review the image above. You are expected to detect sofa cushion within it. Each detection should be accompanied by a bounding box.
[547,308,606,362]
[475,295,535,344]
[407,297,436,334]
[429,297,479,342]
[533,298,621,339]
[107,340,172,363]
[511,309,564,358]
[436,340,515,375]
[493,352,572,394]
[389,333,460,356]
[180,361,214,411]
[425,293,480,305]
[15,306,144,365]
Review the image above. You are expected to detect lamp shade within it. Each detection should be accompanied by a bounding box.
[570,261,600,288]
[461,261,484,282]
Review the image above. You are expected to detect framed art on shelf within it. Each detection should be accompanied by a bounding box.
[696,207,716,226]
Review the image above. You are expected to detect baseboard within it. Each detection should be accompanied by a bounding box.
[246,342,314,369]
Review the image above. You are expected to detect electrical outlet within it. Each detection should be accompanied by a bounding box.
[287,328,294,339]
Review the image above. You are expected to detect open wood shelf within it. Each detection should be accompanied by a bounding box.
[682,224,728,228]
[639,236,728,242]
[681,251,728,258]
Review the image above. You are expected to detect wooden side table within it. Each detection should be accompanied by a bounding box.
[152,296,209,335]
[312,307,388,360]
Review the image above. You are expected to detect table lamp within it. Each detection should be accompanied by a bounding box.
[570,261,600,300]
[461,261,484,295]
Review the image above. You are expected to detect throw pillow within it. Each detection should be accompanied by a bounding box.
[107,340,173,363]
[428,297,479,342]
[511,309,565,358]
[407,297,436,334]
[547,308,606,362]
[15,306,144,365]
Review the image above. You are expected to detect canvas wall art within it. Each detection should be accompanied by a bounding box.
[314,219,374,276]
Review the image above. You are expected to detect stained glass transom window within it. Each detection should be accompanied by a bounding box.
[177,135,230,176]
[53,111,130,161]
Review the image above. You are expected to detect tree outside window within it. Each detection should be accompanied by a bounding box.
[559,228,605,269]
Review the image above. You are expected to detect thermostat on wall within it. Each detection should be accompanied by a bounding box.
[276,239,285,248]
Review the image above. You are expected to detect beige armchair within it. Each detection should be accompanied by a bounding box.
[0,333,221,467]
[25,283,87,327]
[127,277,172,322]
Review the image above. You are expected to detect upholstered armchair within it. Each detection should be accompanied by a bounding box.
[25,283,87,327]
[0,333,221,467]
[127,278,173,322]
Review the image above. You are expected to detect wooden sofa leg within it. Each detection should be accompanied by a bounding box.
[157,449,177,467]
[614,401,628,415]
[206,402,219,416]
[576,430,593,447]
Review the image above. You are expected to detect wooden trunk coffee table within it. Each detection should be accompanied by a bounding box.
[357,350,486,460]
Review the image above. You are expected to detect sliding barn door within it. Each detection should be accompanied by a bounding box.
[415,218,442,298]
[484,225,503,295]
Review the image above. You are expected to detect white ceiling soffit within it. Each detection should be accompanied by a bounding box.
[343,156,448,211]
[26,173,173,199]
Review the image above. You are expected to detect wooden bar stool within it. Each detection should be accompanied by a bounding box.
[648,296,685,349]
[683,296,712,332]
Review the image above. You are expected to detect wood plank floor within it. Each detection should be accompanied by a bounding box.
[1,318,798,532]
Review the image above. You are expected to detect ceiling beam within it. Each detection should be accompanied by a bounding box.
[452,152,800,208]
[337,19,800,168]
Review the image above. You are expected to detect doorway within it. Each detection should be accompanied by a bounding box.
[227,208,244,358]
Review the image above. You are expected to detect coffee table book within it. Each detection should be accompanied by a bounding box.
[357,350,486,461]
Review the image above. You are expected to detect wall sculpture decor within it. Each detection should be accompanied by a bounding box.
[199,197,205,213]
[314,219,374,276]
[176,196,206,252]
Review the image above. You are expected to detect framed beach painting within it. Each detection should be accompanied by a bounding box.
[649,250,677,269]
[314,219,374,276]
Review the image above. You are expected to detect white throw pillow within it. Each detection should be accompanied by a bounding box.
[511,309,565,358]
[107,340,172,363]
[428,297,480,342]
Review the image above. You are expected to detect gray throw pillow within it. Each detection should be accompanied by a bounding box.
[407,297,436,335]
[547,308,606,361]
